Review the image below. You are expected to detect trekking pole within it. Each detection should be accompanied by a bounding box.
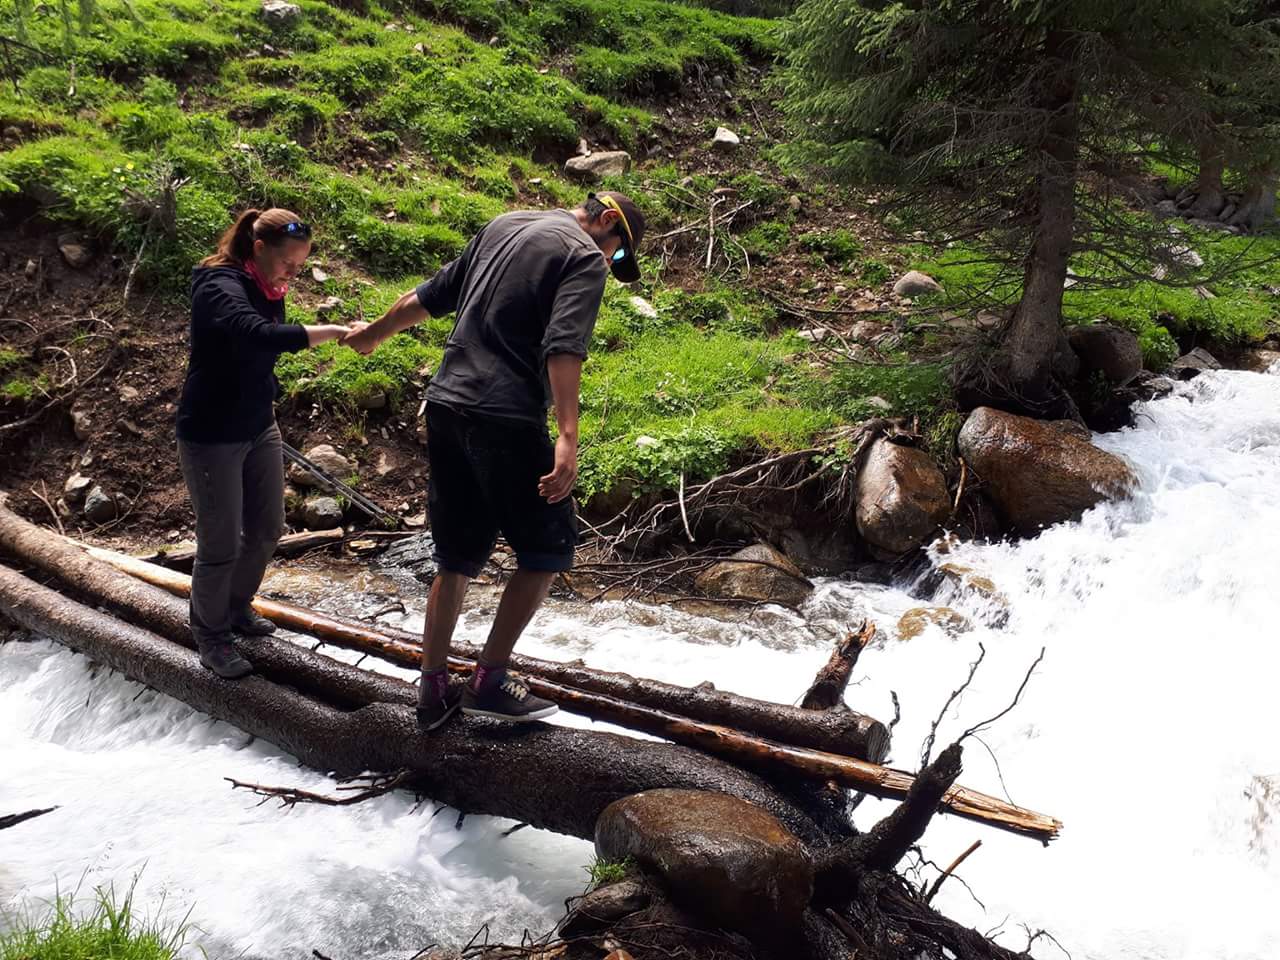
[280,441,403,529]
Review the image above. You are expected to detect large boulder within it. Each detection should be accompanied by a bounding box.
[854,439,950,556]
[892,270,942,298]
[694,543,813,607]
[261,0,301,25]
[1067,323,1142,385]
[958,407,1136,534]
[288,444,354,487]
[564,151,631,182]
[595,789,813,941]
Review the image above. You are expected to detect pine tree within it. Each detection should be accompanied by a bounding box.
[781,0,1272,415]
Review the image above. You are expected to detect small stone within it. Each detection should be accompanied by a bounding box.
[3,126,21,141]
[311,265,329,283]
[1154,199,1179,218]
[865,395,892,412]
[64,473,93,504]
[849,320,882,341]
[634,435,659,448]
[356,389,387,410]
[58,238,93,269]
[788,194,802,213]
[710,75,725,91]
[1195,285,1216,300]
[23,258,38,279]
[892,270,943,298]
[577,138,591,157]
[711,126,741,151]
[628,296,658,320]
[796,327,828,343]
[70,408,93,441]
[302,496,343,530]
[119,385,140,402]
[261,0,301,25]
[83,486,118,525]
[564,151,631,182]
[315,295,344,316]
[529,177,543,185]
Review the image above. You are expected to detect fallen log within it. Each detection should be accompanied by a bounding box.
[0,563,836,844]
[137,528,344,572]
[18,546,1054,841]
[75,537,891,762]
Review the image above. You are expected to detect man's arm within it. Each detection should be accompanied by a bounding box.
[344,289,427,355]
[538,353,583,504]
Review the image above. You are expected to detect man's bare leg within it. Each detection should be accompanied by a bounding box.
[463,569,560,721]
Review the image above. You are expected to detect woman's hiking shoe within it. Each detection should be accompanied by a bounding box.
[416,684,462,733]
[231,609,277,636]
[198,638,253,679]
[461,676,558,722]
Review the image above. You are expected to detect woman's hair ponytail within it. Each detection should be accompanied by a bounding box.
[199,208,304,269]
[201,208,262,268]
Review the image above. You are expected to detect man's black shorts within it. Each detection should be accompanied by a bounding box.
[425,402,577,578]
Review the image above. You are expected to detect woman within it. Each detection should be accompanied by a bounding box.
[177,208,357,679]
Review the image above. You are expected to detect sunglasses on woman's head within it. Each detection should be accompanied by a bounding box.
[264,221,312,240]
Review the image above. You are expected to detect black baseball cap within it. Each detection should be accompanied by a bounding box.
[592,191,645,283]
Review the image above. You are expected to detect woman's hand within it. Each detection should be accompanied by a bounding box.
[305,324,352,347]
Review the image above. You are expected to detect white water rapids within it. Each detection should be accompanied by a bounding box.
[3,367,1278,959]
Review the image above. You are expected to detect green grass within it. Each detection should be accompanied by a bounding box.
[585,855,635,886]
[0,877,194,960]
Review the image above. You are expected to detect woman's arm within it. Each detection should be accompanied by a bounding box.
[305,324,354,347]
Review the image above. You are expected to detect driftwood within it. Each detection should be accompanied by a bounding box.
[73,536,891,762]
[801,621,873,711]
[0,807,57,831]
[0,563,838,844]
[137,528,344,572]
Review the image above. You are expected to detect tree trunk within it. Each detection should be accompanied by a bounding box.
[49,533,891,763]
[0,562,841,844]
[1187,141,1227,220]
[1228,167,1278,232]
[995,30,1081,413]
[800,622,872,711]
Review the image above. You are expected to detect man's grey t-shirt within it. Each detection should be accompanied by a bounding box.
[416,209,608,426]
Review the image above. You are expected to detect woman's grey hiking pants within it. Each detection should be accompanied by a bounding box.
[177,422,285,644]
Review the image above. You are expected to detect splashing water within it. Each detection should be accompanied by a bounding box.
[3,368,1278,959]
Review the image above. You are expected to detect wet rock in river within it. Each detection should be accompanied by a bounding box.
[595,789,813,941]
[958,406,1136,534]
[302,497,343,530]
[694,543,813,607]
[375,532,438,582]
[897,606,970,640]
[854,438,951,556]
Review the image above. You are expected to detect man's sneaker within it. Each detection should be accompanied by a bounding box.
[462,675,558,722]
[416,683,462,733]
[198,638,253,680]
[231,608,277,636]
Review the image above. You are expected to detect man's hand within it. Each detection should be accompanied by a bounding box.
[342,324,379,355]
[538,433,578,504]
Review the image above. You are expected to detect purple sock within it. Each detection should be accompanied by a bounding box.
[420,666,449,705]
[472,661,507,693]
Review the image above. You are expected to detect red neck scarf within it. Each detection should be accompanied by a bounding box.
[244,258,288,301]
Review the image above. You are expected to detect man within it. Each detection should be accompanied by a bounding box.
[344,191,645,730]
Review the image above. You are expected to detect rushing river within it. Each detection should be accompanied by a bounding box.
[3,367,1279,960]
